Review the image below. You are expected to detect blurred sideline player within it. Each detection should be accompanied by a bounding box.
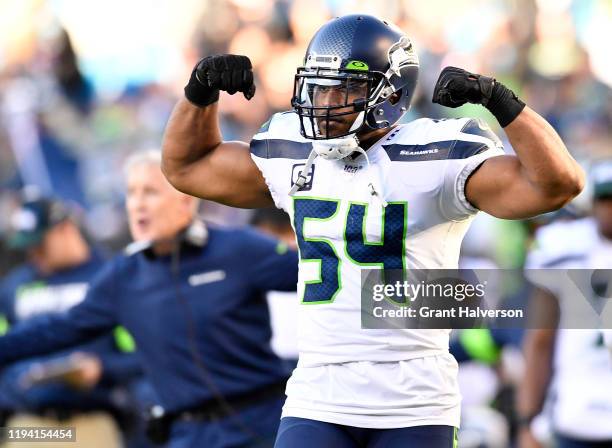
[0,193,143,448]
[162,14,584,448]
[518,159,612,448]
[0,151,299,448]
[252,208,300,368]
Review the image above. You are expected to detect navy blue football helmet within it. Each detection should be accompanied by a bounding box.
[292,14,419,140]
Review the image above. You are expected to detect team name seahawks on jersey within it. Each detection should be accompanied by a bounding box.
[250,111,504,366]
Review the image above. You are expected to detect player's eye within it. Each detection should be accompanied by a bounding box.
[347,81,367,95]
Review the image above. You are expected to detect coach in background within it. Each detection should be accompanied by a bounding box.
[251,208,300,370]
[0,151,299,448]
[518,159,612,448]
[0,193,144,448]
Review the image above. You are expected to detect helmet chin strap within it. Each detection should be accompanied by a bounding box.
[288,117,387,207]
[288,149,318,196]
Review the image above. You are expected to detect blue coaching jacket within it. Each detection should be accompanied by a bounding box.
[0,249,143,412]
[0,225,299,413]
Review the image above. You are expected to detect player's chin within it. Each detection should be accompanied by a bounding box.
[317,120,351,138]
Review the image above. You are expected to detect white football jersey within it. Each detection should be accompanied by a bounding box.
[251,112,504,428]
[526,218,612,440]
[251,112,504,368]
[267,290,300,360]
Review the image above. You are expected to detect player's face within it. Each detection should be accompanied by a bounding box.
[312,79,367,138]
[593,197,612,239]
[126,163,195,242]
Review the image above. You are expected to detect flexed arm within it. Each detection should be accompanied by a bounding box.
[162,55,273,208]
[433,67,584,219]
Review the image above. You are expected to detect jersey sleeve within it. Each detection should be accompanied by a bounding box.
[249,112,312,212]
[250,114,285,210]
[439,118,505,221]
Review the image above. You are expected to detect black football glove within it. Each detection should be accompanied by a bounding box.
[184,54,256,107]
[432,66,494,108]
[432,66,525,127]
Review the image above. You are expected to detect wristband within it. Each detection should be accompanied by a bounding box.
[485,82,526,128]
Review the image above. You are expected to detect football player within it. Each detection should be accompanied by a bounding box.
[162,14,584,448]
[519,160,612,448]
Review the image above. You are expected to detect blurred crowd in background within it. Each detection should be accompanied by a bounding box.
[0,0,610,446]
[0,0,610,263]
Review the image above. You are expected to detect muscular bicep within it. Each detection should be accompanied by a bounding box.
[161,98,273,208]
[466,155,572,219]
[169,140,273,208]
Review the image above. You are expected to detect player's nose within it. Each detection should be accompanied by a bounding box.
[320,89,345,107]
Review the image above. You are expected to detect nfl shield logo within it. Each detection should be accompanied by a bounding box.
[291,163,315,191]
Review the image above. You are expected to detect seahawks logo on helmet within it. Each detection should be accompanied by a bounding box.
[345,60,369,71]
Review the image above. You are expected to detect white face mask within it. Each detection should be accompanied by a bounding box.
[295,71,370,140]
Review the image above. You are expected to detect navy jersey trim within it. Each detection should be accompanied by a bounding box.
[382,140,489,161]
[460,119,502,146]
[250,139,312,159]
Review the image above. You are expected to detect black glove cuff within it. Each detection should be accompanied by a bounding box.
[184,68,219,108]
[485,82,525,128]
